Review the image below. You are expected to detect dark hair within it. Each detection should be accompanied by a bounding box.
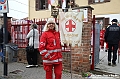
[31,23,37,29]
[33,24,37,29]
[111,19,118,22]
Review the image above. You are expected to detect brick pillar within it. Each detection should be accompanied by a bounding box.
[62,6,94,73]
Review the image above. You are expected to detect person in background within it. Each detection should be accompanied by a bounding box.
[0,25,11,63]
[105,24,111,52]
[104,19,120,67]
[100,27,106,50]
[39,18,63,79]
[26,23,39,68]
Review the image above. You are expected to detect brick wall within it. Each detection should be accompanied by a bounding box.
[17,48,43,66]
[62,6,94,73]
[17,48,27,64]
[0,16,12,32]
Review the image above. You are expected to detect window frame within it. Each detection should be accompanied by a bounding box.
[88,0,110,5]
[96,17,109,29]
[58,0,75,8]
[35,0,76,11]
[35,0,48,11]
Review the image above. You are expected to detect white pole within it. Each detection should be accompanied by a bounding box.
[70,45,72,79]
[69,1,72,78]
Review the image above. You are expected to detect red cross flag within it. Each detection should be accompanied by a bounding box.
[59,9,84,47]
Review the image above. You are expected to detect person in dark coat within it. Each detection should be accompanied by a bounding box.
[104,19,120,67]
[0,26,11,62]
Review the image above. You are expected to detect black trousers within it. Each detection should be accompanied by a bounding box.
[108,43,118,64]
[26,49,39,65]
[0,44,3,61]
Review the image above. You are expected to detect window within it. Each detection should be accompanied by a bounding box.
[35,0,76,11]
[58,0,62,8]
[35,0,48,11]
[58,0,75,8]
[88,0,110,4]
[95,0,104,2]
[96,17,109,30]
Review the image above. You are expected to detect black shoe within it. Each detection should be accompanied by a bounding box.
[33,65,38,67]
[112,64,117,67]
[108,62,111,66]
[1,60,3,63]
[105,49,108,52]
[26,65,34,68]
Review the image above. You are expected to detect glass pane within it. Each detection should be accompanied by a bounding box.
[95,0,99,2]
[100,0,104,2]
[96,20,103,30]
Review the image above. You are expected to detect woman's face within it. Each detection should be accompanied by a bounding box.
[47,23,55,30]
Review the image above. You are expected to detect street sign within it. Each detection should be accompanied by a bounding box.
[0,0,9,13]
[0,0,6,4]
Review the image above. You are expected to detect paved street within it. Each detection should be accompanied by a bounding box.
[94,49,120,79]
[0,61,83,79]
[95,49,120,74]
[0,49,120,79]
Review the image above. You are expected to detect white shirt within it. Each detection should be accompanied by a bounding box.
[26,29,39,48]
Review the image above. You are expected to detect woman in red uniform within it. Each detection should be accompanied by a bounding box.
[100,27,105,49]
[39,18,62,79]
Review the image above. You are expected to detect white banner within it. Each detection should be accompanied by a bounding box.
[59,9,84,47]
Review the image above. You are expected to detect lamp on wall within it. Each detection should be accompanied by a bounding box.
[51,6,59,18]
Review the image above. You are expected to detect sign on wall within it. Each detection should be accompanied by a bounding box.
[0,0,9,13]
[83,8,88,22]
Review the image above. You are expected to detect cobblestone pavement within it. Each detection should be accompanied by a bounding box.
[0,49,120,79]
[0,62,84,79]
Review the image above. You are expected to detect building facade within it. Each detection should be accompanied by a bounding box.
[28,0,120,72]
[89,0,120,29]
[29,0,120,29]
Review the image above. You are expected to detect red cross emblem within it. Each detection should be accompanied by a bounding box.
[65,20,76,32]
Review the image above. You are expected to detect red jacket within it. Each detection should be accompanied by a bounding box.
[39,30,62,65]
[100,30,105,41]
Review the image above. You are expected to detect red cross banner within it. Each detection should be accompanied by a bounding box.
[59,9,84,47]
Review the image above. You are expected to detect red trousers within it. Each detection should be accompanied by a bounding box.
[43,63,62,79]
[100,40,104,49]
[105,42,108,50]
